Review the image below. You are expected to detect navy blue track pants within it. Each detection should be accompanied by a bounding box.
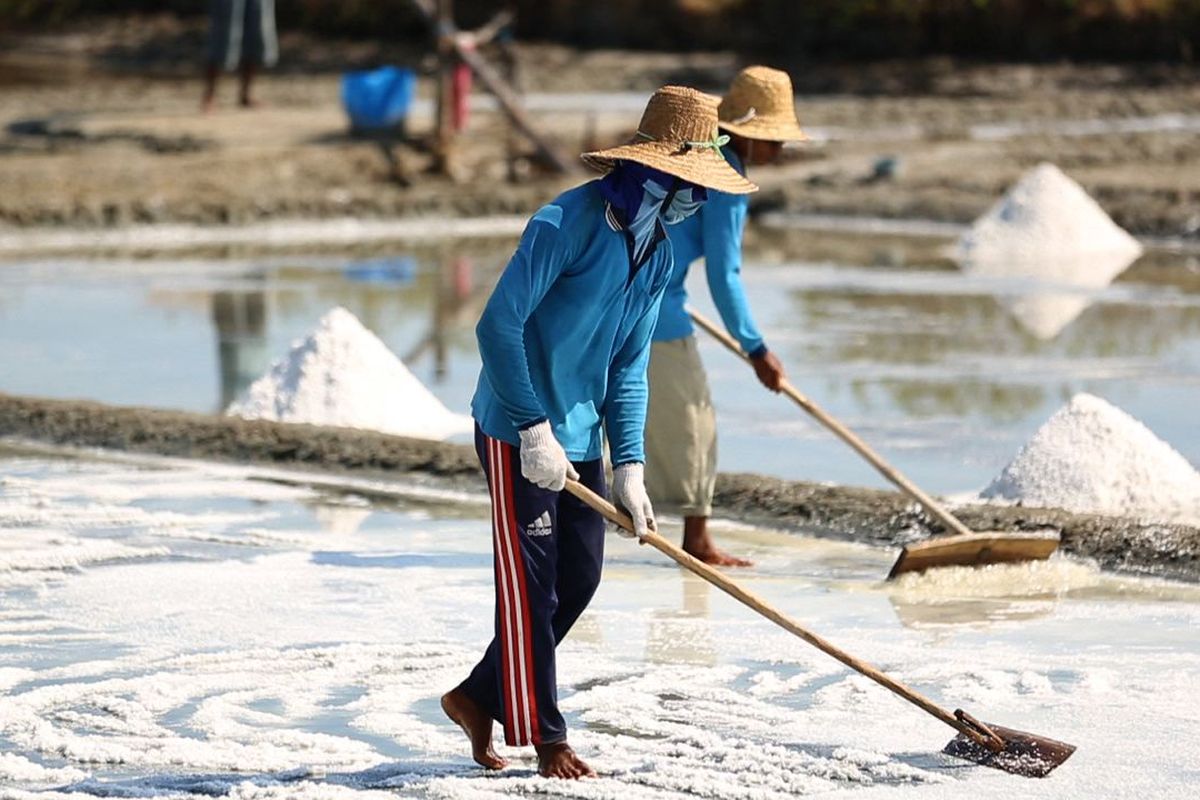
[459,425,606,746]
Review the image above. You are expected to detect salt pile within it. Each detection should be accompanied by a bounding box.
[227,307,471,441]
[957,163,1143,263]
[956,163,1143,340]
[982,393,1200,521]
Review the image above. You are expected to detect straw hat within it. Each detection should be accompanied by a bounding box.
[718,66,807,142]
[582,85,757,195]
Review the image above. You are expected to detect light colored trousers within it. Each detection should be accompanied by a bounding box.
[208,0,278,71]
[644,336,717,518]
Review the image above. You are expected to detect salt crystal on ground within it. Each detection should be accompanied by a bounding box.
[982,393,1200,521]
[226,307,471,441]
[956,162,1143,263]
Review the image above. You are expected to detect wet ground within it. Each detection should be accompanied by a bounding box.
[2,229,1198,497]
[2,449,1198,799]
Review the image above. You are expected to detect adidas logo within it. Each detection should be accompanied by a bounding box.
[525,511,552,537]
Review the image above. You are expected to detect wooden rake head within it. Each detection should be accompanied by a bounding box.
[943,711,1077,778]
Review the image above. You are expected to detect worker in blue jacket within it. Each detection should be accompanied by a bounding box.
[441,86,756,780]
[647,67,807,566]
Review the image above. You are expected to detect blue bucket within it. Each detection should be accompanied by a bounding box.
[341,66,416,131]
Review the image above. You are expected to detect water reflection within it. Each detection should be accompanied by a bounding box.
[788,256,1200,423]
[646,575,717,666]
[312,503,373,536]
[887,596,1056,629]
[402,257,488,383]
[958,250,1140,341]
[211,288,268,412]
[152,253,500,413]
[5,231,1200,491]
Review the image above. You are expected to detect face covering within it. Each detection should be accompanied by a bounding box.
[599,163,708,264]
[663,185,706,225]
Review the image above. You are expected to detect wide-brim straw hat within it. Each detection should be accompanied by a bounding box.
[582,86,757,195]
[718,66,807,142]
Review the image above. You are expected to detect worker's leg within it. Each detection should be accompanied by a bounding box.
[550,457,606,642]
[457,428,565,747]
[646,337,750,566]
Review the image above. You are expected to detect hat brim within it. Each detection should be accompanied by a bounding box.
[718,118,809,143]
[581,141,757,195]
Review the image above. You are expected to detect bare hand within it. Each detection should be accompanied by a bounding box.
[750,350,785,392]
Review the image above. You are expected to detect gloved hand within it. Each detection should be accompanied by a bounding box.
[612,462,656,540]
[517,421,578,491]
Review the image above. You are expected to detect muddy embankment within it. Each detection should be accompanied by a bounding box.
[3,391,1197,583]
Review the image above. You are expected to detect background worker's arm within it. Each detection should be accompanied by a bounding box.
[701,192,785,391]
[475,209,571,430]
[605,296,662,467]
[604,297,663,537]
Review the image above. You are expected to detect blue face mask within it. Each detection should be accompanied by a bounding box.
[663,185,706,225]
[599,163,708,264]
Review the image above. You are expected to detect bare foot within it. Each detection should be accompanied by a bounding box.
[535,742,596,779]
[683,516,753,567]
[441,688,507,770]
[685,543,754,567]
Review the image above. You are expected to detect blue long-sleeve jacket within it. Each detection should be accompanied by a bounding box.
[472,181,673,466]
[653,147,766,355]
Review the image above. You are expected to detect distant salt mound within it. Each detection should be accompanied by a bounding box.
[982,393,1200,521]
[956,164,1143,340]
[957,163,1142,263]
[227,307,472,441]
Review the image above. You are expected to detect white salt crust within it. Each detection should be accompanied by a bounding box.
[983,393,1200,521]
[227,307,471,441]
[3,457,1200,799]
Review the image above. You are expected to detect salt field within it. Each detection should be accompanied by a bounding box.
[6,6,1200,797]
[3,233,1198,494]
[0,447,1198,799]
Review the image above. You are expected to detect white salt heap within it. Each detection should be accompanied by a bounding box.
[983,393,1200,521]
[957,162,1143,263]
[227,307,472,441]
[956,163,1143,340]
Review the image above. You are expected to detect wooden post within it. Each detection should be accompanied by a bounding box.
[410,0,576,175]
[498,4,520,182]
[433,0,457,176]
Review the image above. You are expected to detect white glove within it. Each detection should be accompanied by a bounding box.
[517,421,579,491]
[612,462,656,540]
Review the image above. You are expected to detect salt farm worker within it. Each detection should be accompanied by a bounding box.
[202,0,278,111]
[440,86,757,779]
[646,66,807,567]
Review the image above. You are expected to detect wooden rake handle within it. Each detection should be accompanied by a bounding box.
[563,478,1002,750]
[687,308,976,539]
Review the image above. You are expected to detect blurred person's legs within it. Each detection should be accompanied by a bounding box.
[645,337,751,567]
[203,0,278,110]
[239,0,277,107]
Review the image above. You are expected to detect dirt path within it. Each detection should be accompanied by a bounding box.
[2,23,1199,240]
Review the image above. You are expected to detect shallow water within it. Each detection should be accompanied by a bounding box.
[1,451,1198,799]
[2,233,1199,494]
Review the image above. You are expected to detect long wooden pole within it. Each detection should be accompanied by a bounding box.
[687,308,976,539]
[563,478,1002,751]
